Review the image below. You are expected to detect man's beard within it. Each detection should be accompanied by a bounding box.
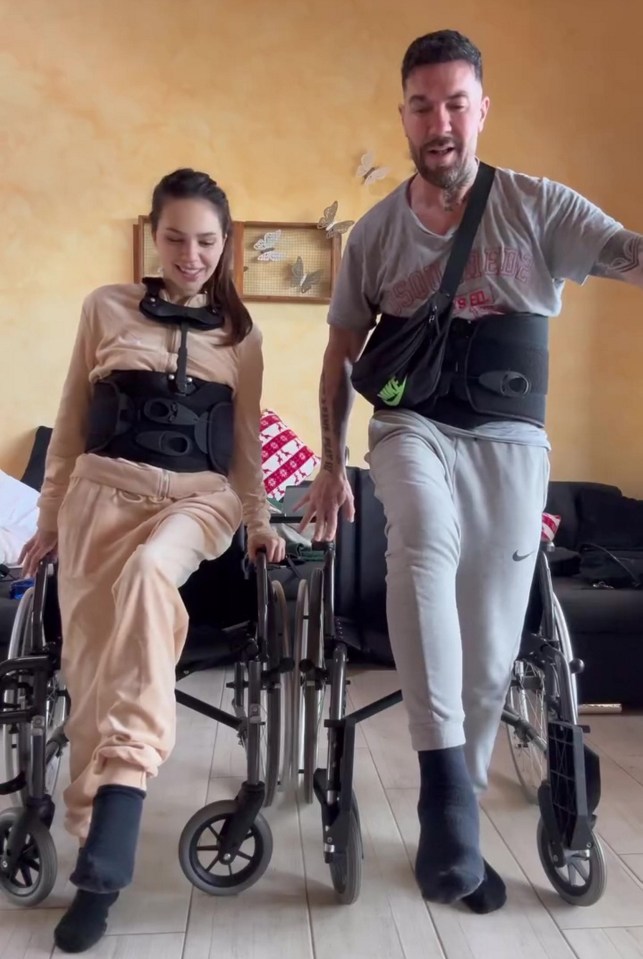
[409,139,472,191]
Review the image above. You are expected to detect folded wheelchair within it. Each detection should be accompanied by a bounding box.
[284,467,606,907]
[0,533,295,906]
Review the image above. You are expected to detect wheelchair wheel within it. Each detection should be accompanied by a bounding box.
[302,568,325,804]
[0,807,58,906]
[2,589,34,804]
[553,592,578,717]
[536,818,607,906]
[271,579,295,795]
[231,578,286,808]
[325,644,363,904]
[290,578,309,792]
[178,799,273,896]
[329,801,363,905]
[506,658,547,805]
[2,586,69,806]
[506,592,578,805]
[260,580,288,807]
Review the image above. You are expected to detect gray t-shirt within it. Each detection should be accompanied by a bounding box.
[329,166,622,446]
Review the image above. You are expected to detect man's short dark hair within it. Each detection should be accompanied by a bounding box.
[402,30,483,87]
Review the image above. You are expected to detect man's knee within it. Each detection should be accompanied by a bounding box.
[463,660,514,709]
[385,495,458,567]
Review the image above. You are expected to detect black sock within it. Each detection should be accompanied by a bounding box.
[462,859,507,914]
[69,784,145,893]
[414,747,484,904]
[54,889,119,953]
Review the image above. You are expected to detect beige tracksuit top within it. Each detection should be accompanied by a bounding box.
[38,283,272,537]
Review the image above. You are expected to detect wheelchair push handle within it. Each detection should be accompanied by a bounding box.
[268,514,335,554]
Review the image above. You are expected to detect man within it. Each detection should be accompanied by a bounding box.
[298,29,643,913]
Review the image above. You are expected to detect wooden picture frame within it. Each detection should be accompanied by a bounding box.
[133,217,342,304]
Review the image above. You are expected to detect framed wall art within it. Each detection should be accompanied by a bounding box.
[133,203,352,304]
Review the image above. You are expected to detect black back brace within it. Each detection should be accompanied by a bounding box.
[415,311,549,429]
[85,278,235,474]
[366,309,549,429]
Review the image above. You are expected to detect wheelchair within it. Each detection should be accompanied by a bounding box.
[288,529,606,908]
[0,539,295,906]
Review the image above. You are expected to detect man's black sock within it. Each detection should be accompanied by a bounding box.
[415,747,484,904]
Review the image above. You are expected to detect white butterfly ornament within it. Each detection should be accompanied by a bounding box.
[253,230,286,262]
[292,256,323,295]
[317,201,354,239]
[356,150,390,186]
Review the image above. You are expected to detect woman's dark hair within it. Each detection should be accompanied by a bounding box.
[150,168,251,344]
[402,30,483,88]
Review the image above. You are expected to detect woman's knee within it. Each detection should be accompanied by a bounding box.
[118,542,169,587]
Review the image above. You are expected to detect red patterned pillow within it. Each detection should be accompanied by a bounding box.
[541,512,561,544]
[260,410,320,501]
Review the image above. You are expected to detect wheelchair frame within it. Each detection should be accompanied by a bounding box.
[0,528,607,909]
[0,552,293,905]
[293,539,606,908]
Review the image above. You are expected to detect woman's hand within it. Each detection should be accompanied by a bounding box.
[19,530,58,579]
[247,532,286,564]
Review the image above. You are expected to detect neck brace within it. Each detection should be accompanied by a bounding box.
[139,276,224,330]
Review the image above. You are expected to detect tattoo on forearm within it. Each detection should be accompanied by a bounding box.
[590,230,643,280]
[319,363,352,472]
[320,372,335,471]
[332,374,349,467]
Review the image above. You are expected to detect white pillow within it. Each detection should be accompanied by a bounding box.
[0,470,39,564]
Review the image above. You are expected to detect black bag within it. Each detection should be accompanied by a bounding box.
[579,543,643,588]
[351,162,496,410]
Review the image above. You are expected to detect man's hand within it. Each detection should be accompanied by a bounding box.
[295,470,355,543]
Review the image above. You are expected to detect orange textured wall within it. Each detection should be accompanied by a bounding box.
[1,0,642,491]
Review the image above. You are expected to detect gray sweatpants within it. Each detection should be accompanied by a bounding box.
[367,410,550,794]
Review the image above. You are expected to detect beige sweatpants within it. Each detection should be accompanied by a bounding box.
[56,453,242,840]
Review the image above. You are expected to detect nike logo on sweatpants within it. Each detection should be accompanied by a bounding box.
[512,550,535,562]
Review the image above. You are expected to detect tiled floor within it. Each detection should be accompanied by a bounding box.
[2,666,643,958]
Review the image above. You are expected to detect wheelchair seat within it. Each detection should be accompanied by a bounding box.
[0,528,257,675]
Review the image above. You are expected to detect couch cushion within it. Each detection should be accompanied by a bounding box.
[546,481,621,551]
[577,487,643,549]
[553,574,643,634]
[548,546,581,577]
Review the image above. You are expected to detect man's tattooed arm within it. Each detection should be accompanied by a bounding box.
[319,327,368,473]
[590,229,643,287]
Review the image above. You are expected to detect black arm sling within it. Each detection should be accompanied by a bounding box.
[350,162,496,411]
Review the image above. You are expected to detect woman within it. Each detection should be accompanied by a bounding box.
[21,168,284,953]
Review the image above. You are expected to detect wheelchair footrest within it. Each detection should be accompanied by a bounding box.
[314,768,354,864]
[539,720,600,852]
[0,772,27,797]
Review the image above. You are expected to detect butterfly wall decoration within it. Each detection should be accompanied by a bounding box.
[253,229,286,261]
[292,256,323,295]
[317,201,354,239]
[356,150,390,186]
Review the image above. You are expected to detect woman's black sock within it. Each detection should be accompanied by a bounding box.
[69,784,145,893]
[53,889,119,953]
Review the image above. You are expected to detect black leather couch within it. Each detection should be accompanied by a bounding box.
[546,481,643,707]
[317,470,643,708]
